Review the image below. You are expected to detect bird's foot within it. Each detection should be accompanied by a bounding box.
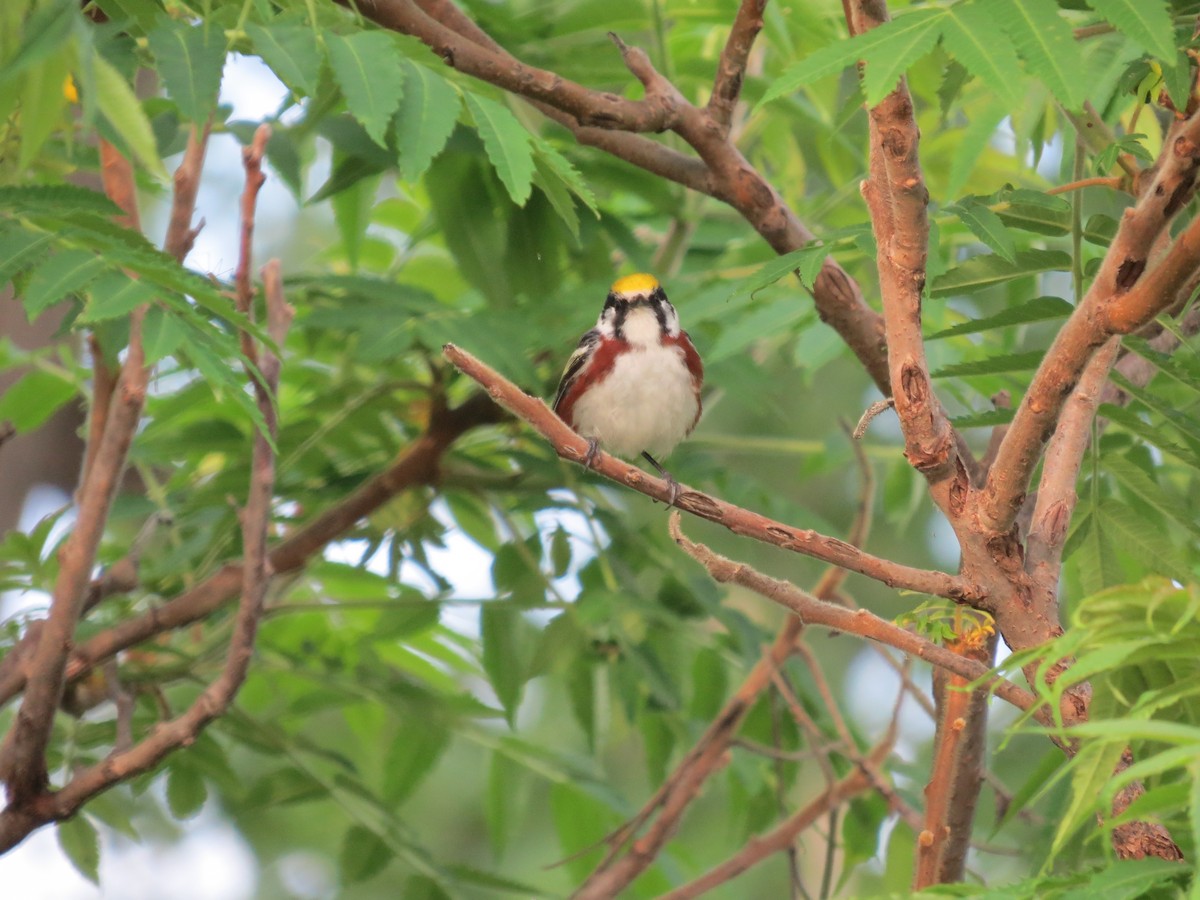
[641,451,681,507]
[582,438,601,470]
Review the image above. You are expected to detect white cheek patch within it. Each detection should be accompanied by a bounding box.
[569,343,699,459]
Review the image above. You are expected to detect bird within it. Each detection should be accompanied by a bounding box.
[552,273,703,505]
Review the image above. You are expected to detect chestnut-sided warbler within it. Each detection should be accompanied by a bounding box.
[552,273,703,504]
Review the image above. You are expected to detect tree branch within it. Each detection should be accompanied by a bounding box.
[854,0,955,499]
[707,0,767,132]
[981,111,1200,533]
[0,392,505,709]
[668,513,1039,712]
[443,343,976,601]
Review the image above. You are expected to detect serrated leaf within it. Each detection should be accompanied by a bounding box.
[1104,455,1200,540]
[949,197,1017,263]
[940,1,1023,104]
[929,248,1070,296]
[1087,0,1174,59]
[992,0,1086,110]
[326,32,406,147]
[464,94,534,205]
[166,766,207,819]
[56,816,100,885]
[21,249,105,318]
[1096,500,1189,582]
[860,8,945,105]
[994,188,1072,236]
[93,55,167,179]
[730,243,831,300]
[758,8,946,110]
[927,295,1073,340]
[533,158,579,239]
[0,369,77,431]
[532,138,598,216]
[146,21,226,124]
[142,305,185,362]
[340,825,393,884]
[248,23,322,97]
[931,350,1045,377]
[78,271,156,322]
[394,60,459,181]
[0,184,123,217]
[0,229,54,290]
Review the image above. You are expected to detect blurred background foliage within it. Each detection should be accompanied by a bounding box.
[1,0,1200,896]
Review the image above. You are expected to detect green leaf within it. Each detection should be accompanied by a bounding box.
[862,9,945,105]
[0,0,75,87]
[142,305,185,362]
[394,60,459,181]
[994,188,1072,236]
[166,766,207,819]
[531,139,598,217]
[1086,0,1174,59]
[758,8,946,110]
[0,369,77,432]
[946,99,1007,199]
[382,722,449,804]
[992,0,1086,109]
[926,296,1073,340]
[931,350,1046,378]
[57,816,100,885]
[464,94,534,206]
[550,527,571,578]
[730,243,831,299]
[78,271,156,322]
[21,249,105,318]
[93,55,167,179]
[948,197,1017,263]
[1104,454,1200,541]
[326,32,406,147]
[146,21,227,124]
[17,52,72,172]
[940,1,1023,104]
[480,604,530,727]
[248,23,323,97]
[929,249,1070,296]
[340,824,393,884]
[1096,499,1189,583]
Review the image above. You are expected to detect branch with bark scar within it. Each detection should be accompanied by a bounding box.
[915,627,997,888]
[853,0,958,506]
[981,110,1200,534]
[443,343,977,602]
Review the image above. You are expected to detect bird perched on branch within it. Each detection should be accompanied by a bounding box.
[552,273,703,504]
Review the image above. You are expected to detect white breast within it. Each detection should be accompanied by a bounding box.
[570,339,699,460]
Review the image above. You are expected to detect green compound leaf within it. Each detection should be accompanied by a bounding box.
[146,20,227,124]
[326,31,406,147]
[464,93,534,206]
[394,60,459,181]
[992,0,1086,110]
